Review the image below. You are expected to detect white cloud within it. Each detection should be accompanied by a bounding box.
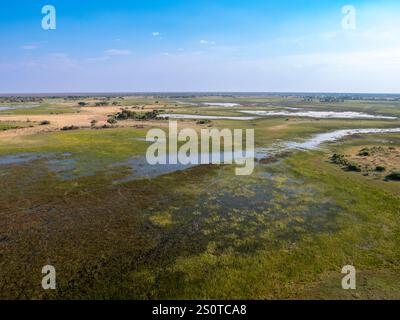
[105,49,133,56]
[200,40,216,45]
[46,53,78,69]
[282,47,400,69]
[152,32,160,36]
[85,56,111,63]
[17,53,78,71]
[21,45,39,50]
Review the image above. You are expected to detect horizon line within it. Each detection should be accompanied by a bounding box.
[2,91,400,97]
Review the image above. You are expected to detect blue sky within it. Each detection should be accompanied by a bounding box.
[1,0,400,93]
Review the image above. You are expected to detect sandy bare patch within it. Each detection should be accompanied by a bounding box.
[346,145,400,176]
[0,106,203,139]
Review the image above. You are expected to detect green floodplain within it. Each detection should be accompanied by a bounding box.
[0,95,399,299]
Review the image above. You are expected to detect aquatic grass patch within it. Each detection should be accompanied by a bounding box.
[0,128,153,181]
[283,151,400,298]
[0,146,399,299]
[0,152,346,299]
[0,127,148,159]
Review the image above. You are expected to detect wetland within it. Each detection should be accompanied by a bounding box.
[0,94,400,299]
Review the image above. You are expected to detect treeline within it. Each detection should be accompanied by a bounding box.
[303,95,400,102]
[107,109,162,124]
[77,101,120,107]
[302,96,345,103]
[0,97,44,103]
[66,96,125,101]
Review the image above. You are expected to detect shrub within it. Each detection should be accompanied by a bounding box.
[375,166,386,172]
[107,117,118,124]
[115,110,136,120]
[113,109,160,121]
[143,111,160,120]
[346,163,362,172]
[196,119,211,125]
[61,125,79,131]
[95,102,108,107]
[39,120,50,125]
[386,172,400,181]
[358,148,370,156]
[330,153,347,165]
[331,153,362,172]
[78,102,87,107]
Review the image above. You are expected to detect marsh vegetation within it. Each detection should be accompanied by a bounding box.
[0,94,400,299]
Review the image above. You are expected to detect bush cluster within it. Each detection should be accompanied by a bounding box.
[330,153,361,172]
